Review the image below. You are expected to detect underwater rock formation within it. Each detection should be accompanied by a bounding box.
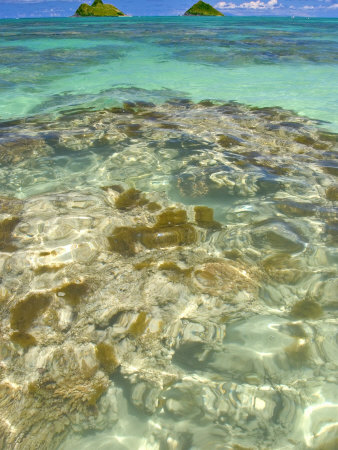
[0,137,52,165]
[74,0,125,17]
[1,99,337,206]
[0,186,262,449]
[184,1,224,16]
[0,99,337,449]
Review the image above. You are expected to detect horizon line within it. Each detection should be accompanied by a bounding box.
[1,14,338,19]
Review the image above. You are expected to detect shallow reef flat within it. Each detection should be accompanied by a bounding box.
[0,99,337,201]
[0,100,337,449]
[0,185,261,448]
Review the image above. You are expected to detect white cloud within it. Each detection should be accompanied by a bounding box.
[302,2,338,9]
[240,0,279,9]
[216,0,338,12]
[215,2,237,8]
[216,0,280,10]
[239,1,267,8]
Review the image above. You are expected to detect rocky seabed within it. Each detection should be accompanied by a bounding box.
[0,100,337,449]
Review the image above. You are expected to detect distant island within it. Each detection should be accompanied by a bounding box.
[184,1,224,16]
[74,0,126,17]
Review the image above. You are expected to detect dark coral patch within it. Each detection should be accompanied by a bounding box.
[290,299,323,319]
[0,216,20,252]
[109,208,197,256]
[159,261,192,282]
[146,202,161,212]
[218,134,242,148]
[115,188,148,210]
[326,185,338,201]
[10,293,52,331]
[140,224,196,249]
[56,281,89,306]
[108,227,137,256]
[128,312,150,337]
[194,206,221,230]
[95,342,119,374]
[10,331,37,348]
[155,209,187,227]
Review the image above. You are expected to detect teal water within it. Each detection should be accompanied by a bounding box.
[0,17,338,129]
[0,17,337,450]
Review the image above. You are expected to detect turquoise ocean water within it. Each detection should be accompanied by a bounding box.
[0,16,337,449]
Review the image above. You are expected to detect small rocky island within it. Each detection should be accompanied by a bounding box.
[184,1,224,16]
[75,0,125,16]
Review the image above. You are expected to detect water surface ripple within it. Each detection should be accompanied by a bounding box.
[0,17,337,450]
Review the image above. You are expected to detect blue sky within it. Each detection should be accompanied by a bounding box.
[0,0,337,18]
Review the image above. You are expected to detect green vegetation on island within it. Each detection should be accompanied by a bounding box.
[184,1,224,16]
[75,0,125,17]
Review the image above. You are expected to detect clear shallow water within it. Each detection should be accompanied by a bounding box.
[0,17,338,129]
[0,17,337,450]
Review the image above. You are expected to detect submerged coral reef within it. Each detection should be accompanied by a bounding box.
[0,187,261,448]
[0,99,337,449]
